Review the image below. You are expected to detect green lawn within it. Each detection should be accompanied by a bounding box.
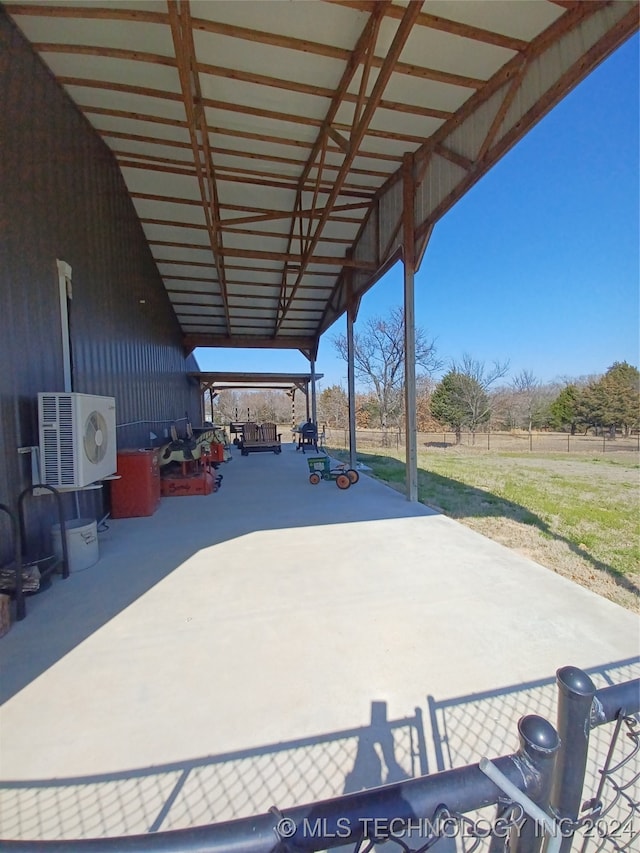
[330,445,640,610]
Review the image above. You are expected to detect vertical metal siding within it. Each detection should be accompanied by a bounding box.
[446,84,507,162]
[378,179,403,264]
[0,11,200,557]
[495,3,632,173]
[415,153,467,234]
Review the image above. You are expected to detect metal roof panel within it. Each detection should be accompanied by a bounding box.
[5,0,636,356]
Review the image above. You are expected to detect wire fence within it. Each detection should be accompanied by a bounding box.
[574,712,639,853]
[322,429,640,455]
[1,666,637,853]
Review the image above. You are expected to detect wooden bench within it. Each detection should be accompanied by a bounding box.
[240,422,282,455]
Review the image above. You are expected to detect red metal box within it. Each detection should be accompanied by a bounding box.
[209,442,225,463]
[160,470,215,497]
[111,449,161,518]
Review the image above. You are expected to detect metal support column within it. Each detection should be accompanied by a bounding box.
[310,359,318,428]
[403,152,418,502]
[199,384,205,425]
[347,308,357,470]
[289,388,296,432]
[549,666,597,853]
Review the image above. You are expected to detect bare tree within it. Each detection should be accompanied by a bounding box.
[490,386,519,430]
[333,306,441,429]
[318,384,348,428]
[511,370,550,433]
[449,354,510,440]
[209,390,291,425]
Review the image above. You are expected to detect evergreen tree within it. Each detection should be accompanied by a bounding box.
[431,371,489,443]
[598,362,640,435]
[548,384,581,433]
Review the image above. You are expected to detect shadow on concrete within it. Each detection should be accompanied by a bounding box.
[0,702,426,841]
[1,658,637,844]
[344,449,640,602]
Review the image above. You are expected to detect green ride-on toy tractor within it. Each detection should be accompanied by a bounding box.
[307,456,359,490]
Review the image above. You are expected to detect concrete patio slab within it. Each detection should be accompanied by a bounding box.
[1,442,638,841]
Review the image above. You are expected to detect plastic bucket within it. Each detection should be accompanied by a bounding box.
[52,518,99,572]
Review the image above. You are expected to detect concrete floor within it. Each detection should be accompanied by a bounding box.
[0,441,638,841]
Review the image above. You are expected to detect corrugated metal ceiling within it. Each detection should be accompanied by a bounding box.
[4,0,638,359]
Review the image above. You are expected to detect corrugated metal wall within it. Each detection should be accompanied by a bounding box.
[0,11,201,557]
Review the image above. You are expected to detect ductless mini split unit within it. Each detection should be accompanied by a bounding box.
[38,392,117,488]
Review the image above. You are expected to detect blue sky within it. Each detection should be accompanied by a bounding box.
[196,33,639,392]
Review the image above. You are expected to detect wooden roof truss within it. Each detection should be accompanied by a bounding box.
[4,0,637,358]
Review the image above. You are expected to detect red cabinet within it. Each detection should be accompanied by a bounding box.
[110,449,161,518]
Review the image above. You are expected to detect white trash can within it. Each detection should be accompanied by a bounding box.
[52,518,99,572]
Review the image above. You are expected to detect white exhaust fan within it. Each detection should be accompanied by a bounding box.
[38,393,117,488]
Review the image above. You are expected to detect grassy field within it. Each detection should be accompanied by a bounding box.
[329,445,640,612]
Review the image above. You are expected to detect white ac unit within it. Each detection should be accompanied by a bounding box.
[38,393,117,488]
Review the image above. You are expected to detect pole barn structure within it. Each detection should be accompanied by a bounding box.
[1,1,637,541]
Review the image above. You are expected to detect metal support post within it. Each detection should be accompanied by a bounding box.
[347,309,357,470]
[402,153,418,501]
[508,716,560,853]
[549,666,597,853]
[310,359,317,428]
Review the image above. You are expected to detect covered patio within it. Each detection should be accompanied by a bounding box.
[190,371,324,427]
[1,2,638,847]
[3,0,637,502]
[1,443,637,841]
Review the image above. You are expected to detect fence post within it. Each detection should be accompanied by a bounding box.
[567,433,570,453]
[506,715,560,853]
[548,666,596,853]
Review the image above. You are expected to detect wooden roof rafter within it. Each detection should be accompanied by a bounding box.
[141,218,354,246]
[130,195,365,228]
[188,13,486,90]
[317,0,637,337]
[183,334,319,351]
[99,124,404,165]
[34,41,462,131]
[167,0,230,334]
[322,0,530,52]
[120,157,376,198]
[275,2,392,339]
[77,97,431,151]
[109,144,392,181]
[5,1,636,358]
[275,0,425,336]
[155,250,375,269]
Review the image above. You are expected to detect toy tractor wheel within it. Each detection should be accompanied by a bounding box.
[345,468,359,484]
[309,473,321,485]
[336,473,351,490]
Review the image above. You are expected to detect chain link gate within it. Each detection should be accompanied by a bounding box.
[1,666,637,852]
